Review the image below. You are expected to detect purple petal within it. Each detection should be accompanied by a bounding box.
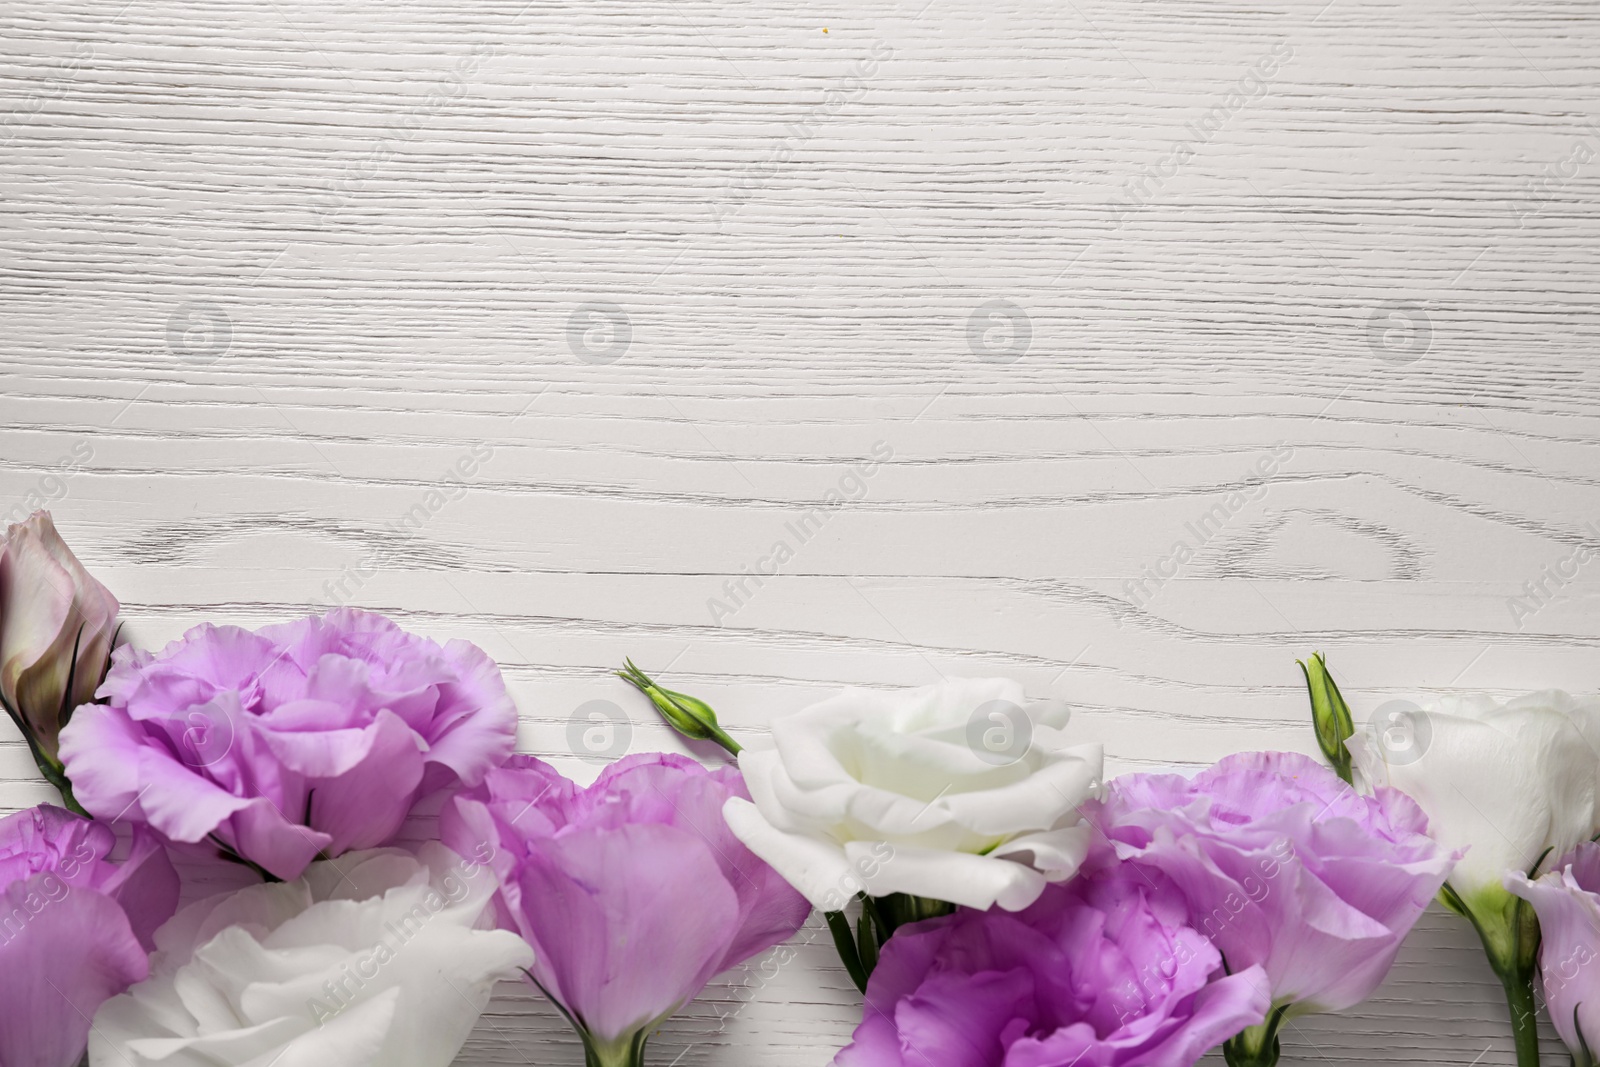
[834,864,1269,1067]
[890,968,1035,1067]
[0,872,149,1067]
[58,704,167,826]
[96,827,180,952]
[219,798,331,881]
[1092,751,1452,1013]
[517,822,739,1042]
[303,709,427,855]
[62,608,518,878]
[421,638,518,787]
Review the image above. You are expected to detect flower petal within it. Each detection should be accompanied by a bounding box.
[723,795,857,911]
[300,709,428,856]
[0,873,149,1067]
[517,822,739,1043]
[856,840,1048,911]
[91,845,531,1067]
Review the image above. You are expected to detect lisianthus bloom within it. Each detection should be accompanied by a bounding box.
[1506,842,1600,1065]
[1348,690,1600,918]
[1090,751,1454,1066]
[91,842,532,1067]
[1347,690,1600,1066]
[0,803,178,1067]
[0,512,119,779]
[835,859,1270,1067]
[60,608,517,880]
[722,678,1104,914]
[442,753,811,1067]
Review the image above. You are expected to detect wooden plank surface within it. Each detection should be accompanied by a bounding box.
[4,0,1599,1061]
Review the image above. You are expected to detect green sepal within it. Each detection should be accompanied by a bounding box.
[825,909,869,993]
[855,907,879,978]
[1222,1005,1289,1067]
[1575,1007,1596,1067]
[524,968,650,1067]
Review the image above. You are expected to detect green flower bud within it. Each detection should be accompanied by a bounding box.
[616,659,741,755]
[1297,651,1354,783]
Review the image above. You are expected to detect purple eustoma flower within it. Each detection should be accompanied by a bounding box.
[834,860,1270,1067]
[442,753,811,1067]
[0,804,178,1067]
[1090,751,1455,1064]
[59,608,517,880]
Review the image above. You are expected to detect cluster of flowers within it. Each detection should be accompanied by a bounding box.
[3,509,1599,1067]
[0,514,806,1067]
[692,677,1451,1067]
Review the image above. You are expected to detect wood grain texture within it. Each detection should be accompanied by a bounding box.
[3,0,1599,1061]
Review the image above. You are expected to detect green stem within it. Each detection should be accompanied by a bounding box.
[1,692,91,817]
[702,722,741,756]
[1451,880,1543,1067]
[1499,970,1542,1067]
[39,759,90,818]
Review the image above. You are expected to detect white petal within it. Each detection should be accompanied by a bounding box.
[269,988,398,1067]
[741,745,851,831]
[989,823,1093,878]
[937,743,1103,837]
[735,678,1105,911]
[91,844,532,1067]
[854,841,1047,911]
[370,928,532,1064]
[722,796,856,911]
[152,882,312,967]
[1352,699,1597,898]
[301,848,427,903]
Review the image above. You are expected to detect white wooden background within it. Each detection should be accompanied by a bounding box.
[4,0,1600,1062]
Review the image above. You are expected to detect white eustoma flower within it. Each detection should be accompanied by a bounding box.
[1348,689,1600,1066]
[723,677,1104,912]
[90,842,533,1067]
[1347,690,1600,905]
